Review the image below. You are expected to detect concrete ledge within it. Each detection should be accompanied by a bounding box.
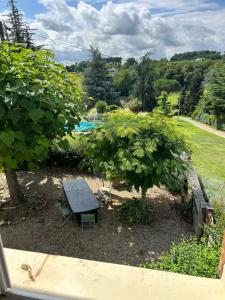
[5,248,225,300]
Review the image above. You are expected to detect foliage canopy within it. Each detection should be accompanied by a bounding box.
[83,110,190,203]
[0,43,83,171]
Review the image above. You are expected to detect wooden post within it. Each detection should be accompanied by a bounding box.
[218,231,225,278]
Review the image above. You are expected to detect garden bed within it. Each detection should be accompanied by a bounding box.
[0,168,193,266]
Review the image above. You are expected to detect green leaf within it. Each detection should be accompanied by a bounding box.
[0,104,5,120]
[4,155,17,169]
[0,131,15,147]
[28,108,44,123]
[57,139,69,150]
[133,148,144,158]
[8,110,21,125]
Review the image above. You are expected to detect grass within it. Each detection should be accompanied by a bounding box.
[174,118,225,201]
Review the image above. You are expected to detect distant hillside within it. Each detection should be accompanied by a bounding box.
[170,50,222,61]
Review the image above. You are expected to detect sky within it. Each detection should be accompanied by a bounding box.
[1,0,225,63]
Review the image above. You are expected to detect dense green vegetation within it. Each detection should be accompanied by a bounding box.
[168,92,180,106]
[82,110,190,207]
[171,50,222,61]
[1,0,225,280]
[141,196,225,279]
[84,47,118,106]
[141,118,225,279]
[193,62,225,129]
[0,0,37,49]
[156,92,172,116]
[141,235,221,278]
[0,43,83,203]
[67,48,225,129]
[66,45,225,129]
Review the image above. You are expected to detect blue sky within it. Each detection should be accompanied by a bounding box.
[1,0,225,19]
[1,0,225,62]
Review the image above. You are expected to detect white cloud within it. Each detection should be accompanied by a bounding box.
[29,0,225,63]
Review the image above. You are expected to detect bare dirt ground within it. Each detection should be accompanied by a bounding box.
[0,168,193,266]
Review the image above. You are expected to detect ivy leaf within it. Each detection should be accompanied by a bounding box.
[29,108,44,123]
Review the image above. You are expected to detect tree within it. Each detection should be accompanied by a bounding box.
[124,57,137,68]
[171,50,222,61]
[157,91,172,116]
[0,43,83,204]
[66,61,90,73]
[2,0,35,49]
[202,63,225,128]
[84,47,117,105]
[128,98,142,113]
[113,67,136,97]
[83,110,190,208]
[133,54,156,112]
[95,101,107,114]
[179,67,204,116]
[0,21,6,41]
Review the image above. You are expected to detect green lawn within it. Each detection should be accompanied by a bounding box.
[174,118,225,201]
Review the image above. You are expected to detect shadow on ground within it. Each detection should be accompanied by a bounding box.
[0,168,194,266]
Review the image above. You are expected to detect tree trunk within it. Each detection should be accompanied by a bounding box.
[4,167,25,204]
[141,188,148,210]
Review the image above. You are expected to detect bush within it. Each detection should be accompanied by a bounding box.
[127,98,142,113]
[141,236,221,278]
[141,197,225,279]
[119,200,154,225]
[44,136,85,168]
[95,101,107,113]
[107,104,119,112]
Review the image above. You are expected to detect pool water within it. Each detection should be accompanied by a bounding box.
[75,121,97,132]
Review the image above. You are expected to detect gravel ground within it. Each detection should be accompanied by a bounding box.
[0,168,193,266]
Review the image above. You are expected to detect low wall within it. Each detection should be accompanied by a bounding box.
[187,169,214,237]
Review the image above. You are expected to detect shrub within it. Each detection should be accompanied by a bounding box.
[44,136,85,168]
[107,104,119,112]
[141,198,225,279]
[127,98,142,113]
[95,101,107,113]
[156,91,172,116]
[82,110,190,210]
[119,200,154,225]
[141,236,221,278]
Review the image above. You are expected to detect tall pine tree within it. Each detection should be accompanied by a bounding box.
[133,54,156,112]
[0,21,6,41]
[84,47,118,106]
[203,63,225,129]
[179,66,204,116]
[181,69,204,115]
[2,0,35,48]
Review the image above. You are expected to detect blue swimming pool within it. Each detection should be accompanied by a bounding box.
[75,121,97,132]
